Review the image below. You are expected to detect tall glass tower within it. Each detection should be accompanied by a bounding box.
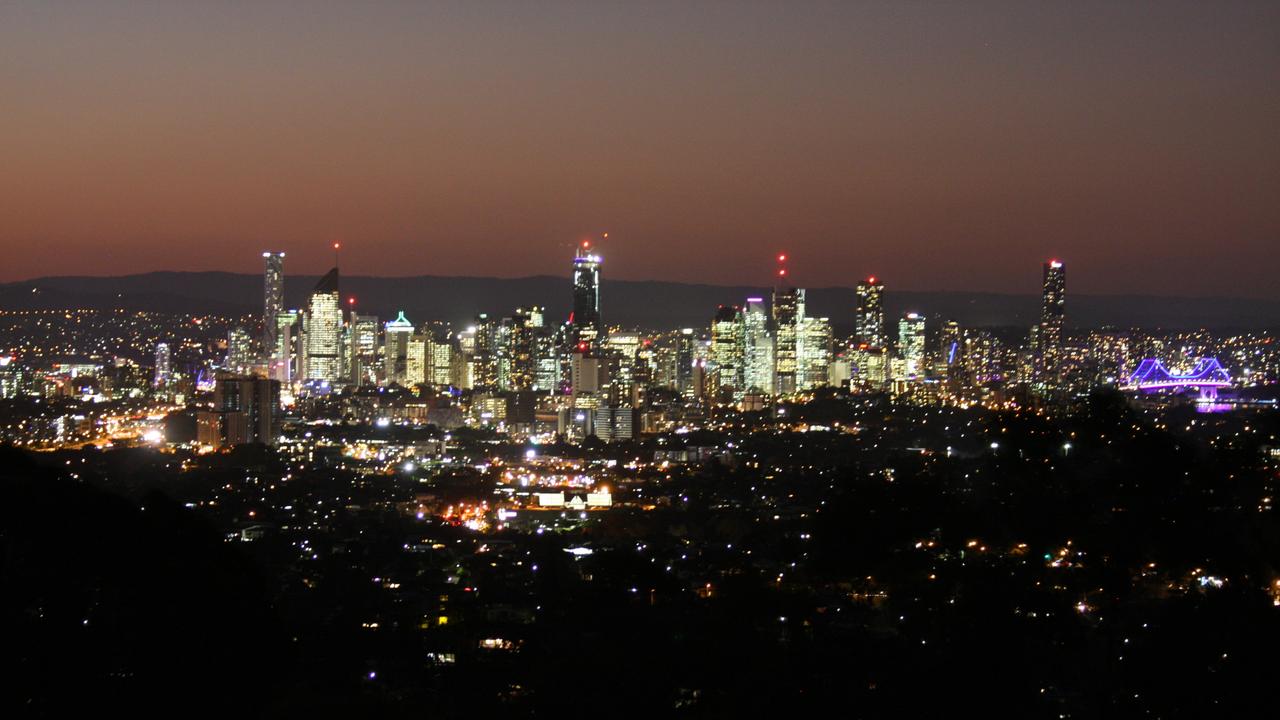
[855,276,886,349]
[383,311,414,385]
[571,241,603,348]
[743,297,775,395]
[303,268,342,384]
[1040,260,1066,380]
[263,252,285,355]
[153,342,171,388]
[898,312,926,378]
[710,305,745,400]
[772,255,803,395]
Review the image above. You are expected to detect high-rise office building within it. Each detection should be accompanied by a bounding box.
[571,352,601,402]
[1040,260,1066,380]
[384,311,414,385]
[225,327,254,374]
[262,252,285,355]
[743,297,775,396]
[855,277,886,349]
[271,310,298,383]
[675,329,697,399]
[798,316,832,390]
[430,334,455,387]
[571,241,603,348]
[197,373,281,447]
[772,255,804,395]
[604,331,643,405]
[533,332,560,392]
[153,342,171,388]
[509,306,545,392]
[710,305,745,402]
[940,320,962,377]
[406,333,429,386]
[350,314,380,385]
[470,313,507,390]
[302,268,342,384]
[898,312,926,378]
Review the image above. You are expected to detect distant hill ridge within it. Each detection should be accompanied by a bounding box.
[3,272,1279,332]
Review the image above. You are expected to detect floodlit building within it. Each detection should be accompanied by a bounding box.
[384,311,414,385]
[855,277,886,349]
[898,312,926,378]
[302,268,343,384]
[571,242,603,349]
[743,297,775,397]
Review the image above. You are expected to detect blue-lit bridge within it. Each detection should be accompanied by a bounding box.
[1126,358,1231,399]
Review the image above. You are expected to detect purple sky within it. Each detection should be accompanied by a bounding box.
[2,1,1278,297]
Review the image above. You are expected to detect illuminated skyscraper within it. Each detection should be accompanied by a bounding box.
[509,306,545,392]
[153,342,171,388]
[743,297,775,395]
[384,311,414,385]
[605,331,643,405]
[798,316,832,390]
[710,305,744,402]
[675,328,696,399]
[470,313,507,390]
[406,333,429,386]
[940,320,962,377]
[571,241,603,348]
[271,310,298,383]
[350,314,380,385]
[772,255,804,395]
[262,252,285,355]
[855,277,886,349]
[1040,260,1066,380]
[898,312,926,378]
[430,334,455,387]
[302,268,342,384]
[225,326,254,374]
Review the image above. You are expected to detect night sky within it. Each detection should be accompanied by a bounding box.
[3,1,1278,297]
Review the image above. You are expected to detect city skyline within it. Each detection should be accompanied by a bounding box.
[3,2,1279,298]
[5,3,1280,713]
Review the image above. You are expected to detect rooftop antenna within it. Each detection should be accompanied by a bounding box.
[775,252,789,289]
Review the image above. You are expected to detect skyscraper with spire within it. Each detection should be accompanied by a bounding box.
[571,240,603,349]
